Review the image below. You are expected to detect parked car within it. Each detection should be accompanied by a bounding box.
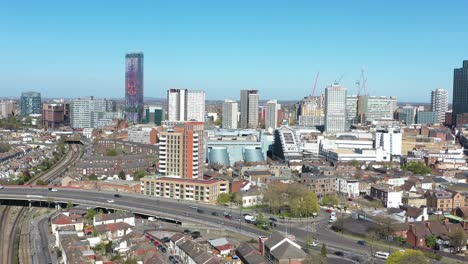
[269,217,278,222]
[211,212,219,216]
[375,251,390,260]
[148,217,157,222]
[308,241,318,247]
[333,251,344,257]
[197,209,204,214]
[325,209,333,213]
[162,237,170,243]
[0,185,4,189]
[357,240,366,246]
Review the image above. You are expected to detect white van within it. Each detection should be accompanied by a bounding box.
[375,251,390,260]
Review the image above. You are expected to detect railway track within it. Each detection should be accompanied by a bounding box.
[18,208,32,264]
[31,144,82,184]
[0,206,11,263]
[7,207,27,264]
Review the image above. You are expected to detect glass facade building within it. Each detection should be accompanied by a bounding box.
[125,52,144,124]
[20,91,41,116]
[453,60,468,125]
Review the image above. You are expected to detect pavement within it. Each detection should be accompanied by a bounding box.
[0,186,459,264]
[30,212,57,264]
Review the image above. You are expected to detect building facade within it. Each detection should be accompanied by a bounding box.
[375,129,403,156]
[222,99,238,129]
[0,100,16,118]
[42,103,69,129]
[240,90,259,129]
[370,184,403,208]
[140,176,229,204]
[159,121,204,179]
[265,100,281,130]
[167,89,205,122]
[70,97,115,129]
[431,88,448,123]
[324,84,347,133]
[20,91,41,116]
[453,60,468,126]
[416,111,437,125]
[143,106,164,125]
[125,52,144,124]
[358,96,397,122]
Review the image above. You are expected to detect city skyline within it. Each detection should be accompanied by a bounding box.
[1,1,467,102]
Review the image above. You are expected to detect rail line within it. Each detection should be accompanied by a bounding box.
[0,206,11,263]
[7,207,27,264]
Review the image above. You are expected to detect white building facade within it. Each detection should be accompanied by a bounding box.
[167,89,205,122]
[222,99,238,129]
[325,84,347,133]
[265,100,281,130]
[431,88,449,123]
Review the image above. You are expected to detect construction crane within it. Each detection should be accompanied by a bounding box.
[311,72,320,97]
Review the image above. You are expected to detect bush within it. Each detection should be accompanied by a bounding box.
[424,251,442,261]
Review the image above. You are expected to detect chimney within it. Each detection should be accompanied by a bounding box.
[405,216,408,223]
[258,236,267,256]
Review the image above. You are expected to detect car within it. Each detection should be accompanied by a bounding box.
[50,188,58,192]
[197,209,204,214]
[107,199,114,203]
[233,216,241,221]
[325,209,333,213]
[189,205,198,209]
[154,241,160,246]
[308,241,318,247]
[211,212,219,216]
[269,217,278,222]
[148,217,157,222]
[0,185,4,189]
[162,237,170,243]
[328,218,335,223]
[169,256,175,262]
[375,251,390,260]
[183,229,191,234]
[357,240,366,246]
[333,251,344,257]
[158,245,164,250]
[114,194,122,198]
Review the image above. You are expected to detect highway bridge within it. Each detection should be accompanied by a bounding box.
[0,186,396,263]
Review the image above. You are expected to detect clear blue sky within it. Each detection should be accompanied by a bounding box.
[0,0,467,102]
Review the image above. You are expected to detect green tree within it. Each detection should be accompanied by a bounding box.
[106,148,118,156]
[402,161,431,175]
[320,243,327,257]
[87,208,96,220]
[36,179,48,185]
[118,170,126,180]
[217,193,231,204]
[0,143,12,153]
[387,249,428,264]
[133,170,147,181]
[66,201,73,209]
[321,194,339,207]
[425,235,437,249]
[448,228,467,253]
[89,174,98,181]
[105,241,113,254]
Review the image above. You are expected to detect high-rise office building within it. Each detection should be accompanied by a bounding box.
[431,88,448,123]
[345,96,359,128]
[358,96,397,122]
[167,89,205,122]
[324,84,347,133]
[125,52,144,124]
[265,100,281,130]
[222,99,238,129]
[71,97,116,128]
[143,106,164,125]
[240,90,259,129]
[159,121,204,179]
[453,61,468,125]
[20,91,41,116]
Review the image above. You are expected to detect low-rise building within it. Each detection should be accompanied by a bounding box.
[259,231,307,264]
[93,212,135,226]
[370,184,403,208]
[336,178,360,198]
[141,175,229,204]
[94,222,133,241]
[425,190,465,213]
[299,173,336,198]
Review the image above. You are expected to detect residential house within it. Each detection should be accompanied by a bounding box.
[240,187,263,207]
[370,184,403,208]
[425,190,465,213]
[93,212,135,226]
[174,239,223,264]
[236,242,266,264]
[336,178,360,198]
[94,222,133,241]
[207,237,234,257]
[51,213,84,234]
[259,231,307,264]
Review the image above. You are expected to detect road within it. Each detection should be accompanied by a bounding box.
[4,187,465,263]
[0,186,395,263]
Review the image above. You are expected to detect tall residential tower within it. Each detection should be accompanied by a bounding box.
[125,52,144,124]
[167,89,205,122]
[222,99,238,129]
[20,91,41,116]
[431,88,448,123]
[240,89,259,129]
[324,84,347,133]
